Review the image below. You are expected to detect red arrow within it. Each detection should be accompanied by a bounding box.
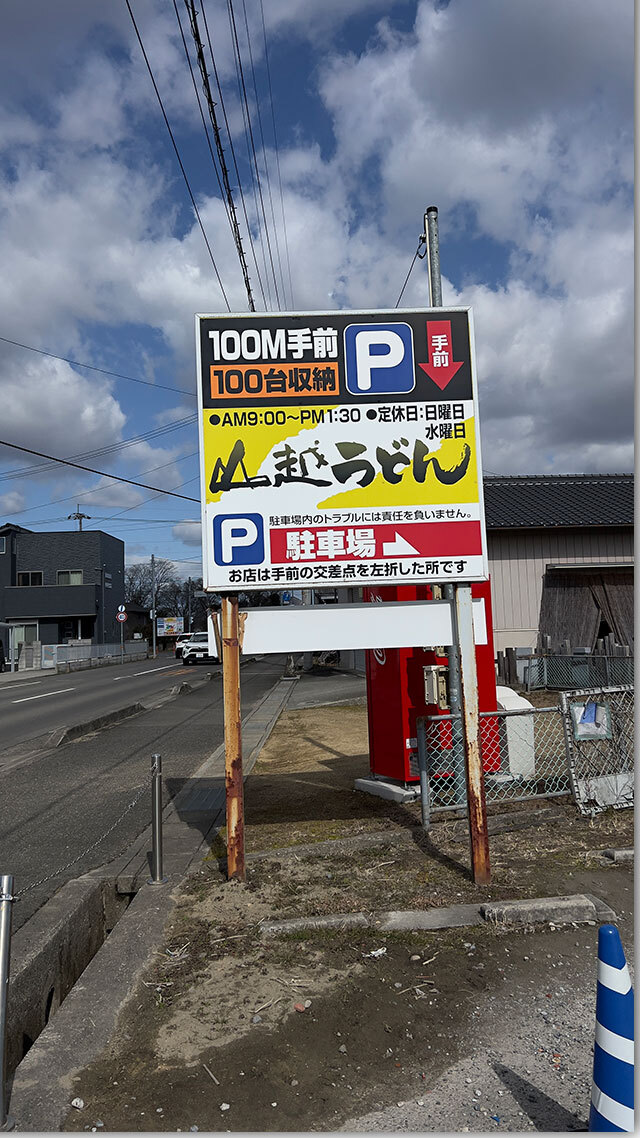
[418,320,464,390]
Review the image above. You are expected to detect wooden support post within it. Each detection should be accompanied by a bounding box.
[454,586,491,886]
[221,595,245,881]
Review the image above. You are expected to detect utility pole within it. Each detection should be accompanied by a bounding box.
[187,576,192,632]
[68,503,91,531]
[424,205,490,885]
[151,553,157,659]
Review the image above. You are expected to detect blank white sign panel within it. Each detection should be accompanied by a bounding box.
[222,599,487,655]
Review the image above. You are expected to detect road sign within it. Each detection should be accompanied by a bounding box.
[116,611,128,623]
[196,308,488,591]
[117,604,126,613]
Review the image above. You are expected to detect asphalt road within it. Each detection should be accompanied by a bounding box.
[0,654,286,930]
[0,654,197,751]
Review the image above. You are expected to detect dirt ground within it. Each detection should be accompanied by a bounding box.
[62,700,633,1133]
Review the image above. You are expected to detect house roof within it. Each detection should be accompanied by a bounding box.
[483,473,634,529]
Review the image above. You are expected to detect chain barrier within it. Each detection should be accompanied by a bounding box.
[14,780,149,899]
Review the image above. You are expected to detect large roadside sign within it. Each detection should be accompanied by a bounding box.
[196,308,488,591]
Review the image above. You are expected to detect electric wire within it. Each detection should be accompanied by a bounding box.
[0,415,197,483]
[182,0,256,311]
[172,0,234,232]
[124,0,231,311]
[395,234,427,307]
[239,0,287,308]
[258,0,294,308]
[0,439,199,501]
[0,334,197,397]
[226,0,282,309]
[200,0,269,309]
[0,452,200,521]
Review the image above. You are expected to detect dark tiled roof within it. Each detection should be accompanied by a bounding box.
[483,473,634,529]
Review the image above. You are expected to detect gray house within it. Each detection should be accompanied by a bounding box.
[484,474,633,653]
[0,523,125,656]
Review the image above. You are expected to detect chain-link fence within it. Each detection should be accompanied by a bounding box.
[525,654,633,691]
[560,686,634,816]
[420,706,569,813]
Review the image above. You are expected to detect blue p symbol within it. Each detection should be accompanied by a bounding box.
[213,514,264,565]
[344,323,415,395]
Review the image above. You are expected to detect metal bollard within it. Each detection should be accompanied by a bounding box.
[416,718,431,832]
[148,755,168,885]
[0,875,15,1132]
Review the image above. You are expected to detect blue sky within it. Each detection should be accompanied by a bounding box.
[0,0,633,576]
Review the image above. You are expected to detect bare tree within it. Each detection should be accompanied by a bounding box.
[124,559,179,608]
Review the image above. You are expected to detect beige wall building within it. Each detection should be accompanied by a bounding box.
[484,474,633,654]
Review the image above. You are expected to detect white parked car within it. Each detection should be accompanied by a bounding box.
[175,632,194,658]
[181,631,219,665]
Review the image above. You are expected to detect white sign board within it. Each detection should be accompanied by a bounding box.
[208,599,487,656]
[196,308,488,592]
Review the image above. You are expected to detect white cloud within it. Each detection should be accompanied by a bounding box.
[171,520,202,546]
[0,0,632,494]
[0,490,25,515]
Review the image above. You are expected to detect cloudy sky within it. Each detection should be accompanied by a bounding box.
[0,0,633,572]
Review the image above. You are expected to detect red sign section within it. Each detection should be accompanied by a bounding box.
[418,320,464,390]
[270,521,482,564]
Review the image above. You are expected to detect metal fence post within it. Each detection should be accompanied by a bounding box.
[416,717,431,832]
[0,876,15,1132]
[148,755,167,885]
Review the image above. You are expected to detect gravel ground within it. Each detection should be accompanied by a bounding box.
[340,869,633,1133]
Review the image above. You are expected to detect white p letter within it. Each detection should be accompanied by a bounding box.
[354,330,405,391]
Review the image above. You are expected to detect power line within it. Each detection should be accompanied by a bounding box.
[183,0,256,312]
[172,0,235,229]
[200,0,269,309]
[395,234,427,307]
[226,0,282,309]
[0,415,197,483]
[0,438,199,501]
[0,334,197,397]
[258,0,294,308]
[239,0,287,307]
[0,451,200,520]
[124,0,231,311]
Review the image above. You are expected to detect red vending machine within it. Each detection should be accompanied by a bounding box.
[364,580,498,786]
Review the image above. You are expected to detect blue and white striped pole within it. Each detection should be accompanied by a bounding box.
[589,924,634,1132]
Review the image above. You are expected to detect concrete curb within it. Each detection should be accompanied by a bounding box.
[601,848,634,863]
[481,894,597,926]
[7,675,298,1133]
[45,703,145,748]
[260,892,617,938]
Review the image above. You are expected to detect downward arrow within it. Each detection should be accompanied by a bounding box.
[382,532,419,557]
[418,319,464,391]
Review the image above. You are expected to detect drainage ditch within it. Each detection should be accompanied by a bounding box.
[6,873,136,1078]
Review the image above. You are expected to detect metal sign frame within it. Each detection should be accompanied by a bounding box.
[195,307,488,592]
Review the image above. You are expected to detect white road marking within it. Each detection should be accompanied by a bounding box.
[133,664,180,676]
[12,687,75,704]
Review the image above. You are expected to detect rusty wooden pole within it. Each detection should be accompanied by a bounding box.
[454,586,491,885]
[221,594,245,881]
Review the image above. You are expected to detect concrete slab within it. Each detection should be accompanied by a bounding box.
[261,913,369,935]
[375,905,483,931]
[481,894,598,926]
[354,777,420,804]
[601,848,634,863]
